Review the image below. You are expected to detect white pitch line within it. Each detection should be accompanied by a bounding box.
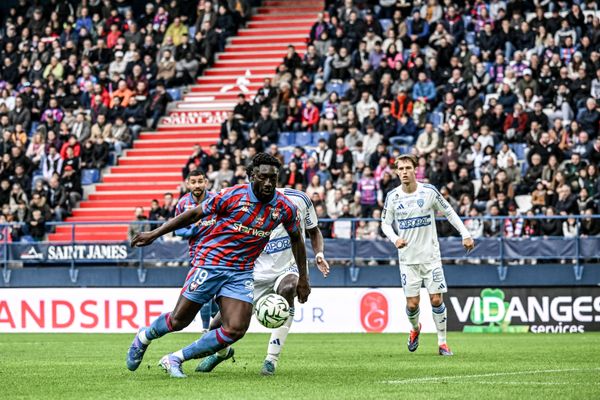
[382,367,600,384]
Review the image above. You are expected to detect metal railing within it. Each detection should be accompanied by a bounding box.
[1,215,599,285]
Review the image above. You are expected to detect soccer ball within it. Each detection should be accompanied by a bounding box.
[255,294,290,329]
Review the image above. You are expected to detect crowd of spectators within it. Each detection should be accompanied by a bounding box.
[180,0,600,242]
[0,0,249,241]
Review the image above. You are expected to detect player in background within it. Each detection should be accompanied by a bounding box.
[127,153,309,378]
[197,187,330,376]
[381,154,474,356]
[174,170,218,332]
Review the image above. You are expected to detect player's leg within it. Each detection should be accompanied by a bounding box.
[263,272,298,375]
[199,300,213,332]
[423,262,452,356]
[401,264,423,352]
[126,293,202,371]
[163,269,254,377]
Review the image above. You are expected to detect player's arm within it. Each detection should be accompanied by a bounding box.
[289,229,309,303]
[432,190,475,251]
[307,226,329,277]
[306,199,329,277]
[283,203,310,303]
[381,192,407,249]
[132,194,222,247]
[173,201,199,238]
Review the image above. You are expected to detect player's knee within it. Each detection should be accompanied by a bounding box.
[278,283,296,304]
[406,297,420,311]
[430,294,443,307]
[222,325,247,341]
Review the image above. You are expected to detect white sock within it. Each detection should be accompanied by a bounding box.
[265,307,294,366]
[432,303,447,345]
[172,350,184,361]
[406,307,420,331]
[138,329,150,345]
[216,346,230,358]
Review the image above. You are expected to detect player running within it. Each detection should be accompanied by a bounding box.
[127,153,309,378]
[196,187,330,376]
[381,154,474,356]
[173,170,218,332]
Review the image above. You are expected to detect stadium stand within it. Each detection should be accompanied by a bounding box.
[0,0,599,243]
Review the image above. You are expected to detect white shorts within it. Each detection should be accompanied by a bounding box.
[253,264,299,305]
[399,261,447,298]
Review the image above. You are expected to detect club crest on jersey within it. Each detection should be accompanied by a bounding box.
[417,199,424,208]
[271,208,281,221]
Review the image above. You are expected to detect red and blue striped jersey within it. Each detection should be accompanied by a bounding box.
[192,183,299,270]
[174,191,216,262]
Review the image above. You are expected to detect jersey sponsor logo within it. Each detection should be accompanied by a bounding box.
[396,203,405,210]
[233,222,272,238]
[197,218,216,227]
[264,237,292,254]
[397,215,431,230]
[360,291,389,333]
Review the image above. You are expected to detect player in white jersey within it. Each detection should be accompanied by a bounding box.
[381,155,474,356]
[196,187,330,375]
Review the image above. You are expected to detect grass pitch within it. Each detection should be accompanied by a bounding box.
[1,333,599,400]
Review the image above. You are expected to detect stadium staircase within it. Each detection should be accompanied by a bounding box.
[48,0,322,243]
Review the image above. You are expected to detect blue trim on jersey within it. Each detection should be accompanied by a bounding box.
[422,184,442,196]
[284,189,311,208]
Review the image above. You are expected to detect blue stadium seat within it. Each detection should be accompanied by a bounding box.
[167,88,181,101]
[325,81,349,96]
[282,149,294,164]
[294,132,313,147]
[379,19,393,33]
[466,31,476,45]
[512,143,528,160]
[428,112,443,127]
[29,121,39,136]
[81,169,101,185]
[313,131,330,145]
[278,132,292,147]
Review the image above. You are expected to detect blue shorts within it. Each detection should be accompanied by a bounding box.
[181,265,254,305]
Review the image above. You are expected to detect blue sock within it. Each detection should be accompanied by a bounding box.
[200,303,211,330]
[145,312,173,340]
[181,327,236,361]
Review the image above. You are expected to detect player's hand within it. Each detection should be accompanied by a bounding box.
[394,238,407,249]
[463,237,475,252]
[296,277,311,304]
[131,231,156,247]
[316,253,330,278]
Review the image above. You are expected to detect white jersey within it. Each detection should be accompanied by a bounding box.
[253,188,318,279]
[381,182,471,265]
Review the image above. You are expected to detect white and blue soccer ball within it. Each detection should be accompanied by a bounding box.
[255,294,290,329]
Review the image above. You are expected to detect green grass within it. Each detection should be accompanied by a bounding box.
[1,333,599,400]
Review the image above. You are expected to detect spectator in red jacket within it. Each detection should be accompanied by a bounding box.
[301,100,320,131]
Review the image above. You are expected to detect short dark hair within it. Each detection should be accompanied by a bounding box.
[250,152,281,172]
[395,154,417,168]
[187,169,206,179]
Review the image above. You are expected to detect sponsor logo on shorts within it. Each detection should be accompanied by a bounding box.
[432,268,444,283]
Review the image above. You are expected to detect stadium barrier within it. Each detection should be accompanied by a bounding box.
[1,216,600,286]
